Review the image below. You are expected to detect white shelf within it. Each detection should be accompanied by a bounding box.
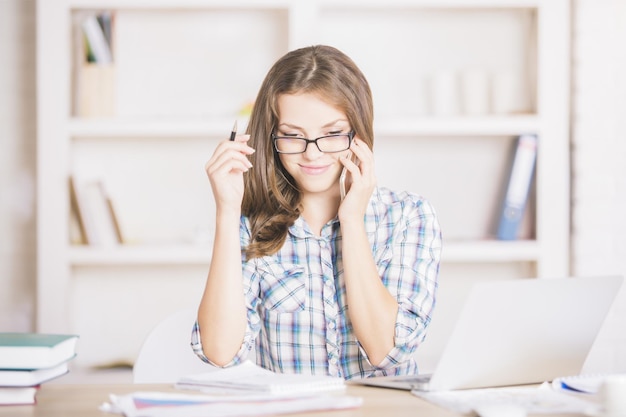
[69,244,212,265]
[68,115,539,138]
[375,115,540,137]
[69,118,236,138]
[443,240,539,262]
[67,0,292,9]
[67,240,537,266]
[67,0,540,9]
[37,0,570,354]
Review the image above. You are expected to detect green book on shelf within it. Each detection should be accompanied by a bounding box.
[0,333,78,370]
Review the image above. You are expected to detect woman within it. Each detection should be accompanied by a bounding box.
[192,45,442,380]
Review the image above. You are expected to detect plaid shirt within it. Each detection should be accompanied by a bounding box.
[192,187,442,380]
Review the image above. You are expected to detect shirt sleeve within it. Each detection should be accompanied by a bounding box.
[367,193,442,370]
[190,216,261,368]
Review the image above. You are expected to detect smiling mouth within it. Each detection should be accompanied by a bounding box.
[300,165,331,175]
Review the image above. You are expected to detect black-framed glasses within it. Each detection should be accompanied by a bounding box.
[272,131,355,154]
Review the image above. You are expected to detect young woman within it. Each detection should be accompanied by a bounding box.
[192,45,442,380]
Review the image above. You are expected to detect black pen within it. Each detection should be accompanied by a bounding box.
[229,120,238,141]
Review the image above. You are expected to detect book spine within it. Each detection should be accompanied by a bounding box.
[81,14,112,64]
[497,134,538,240]
[69,176,89,244]
[78,180,122,246]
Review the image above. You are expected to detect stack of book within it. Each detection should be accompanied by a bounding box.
[0,333,78,405]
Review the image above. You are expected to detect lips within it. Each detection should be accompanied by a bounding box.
[300,164,331,175]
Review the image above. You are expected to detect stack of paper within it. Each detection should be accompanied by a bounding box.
[102,361,360,416]
[101,391,362,417]
[175,360,346,395]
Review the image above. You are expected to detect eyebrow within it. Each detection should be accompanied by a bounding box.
[277,119,349,131]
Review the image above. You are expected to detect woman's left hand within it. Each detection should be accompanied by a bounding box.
[338,137,376,220]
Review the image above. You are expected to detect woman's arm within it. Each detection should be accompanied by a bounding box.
[338,138,398,365]
[197,135,254,366]
[338,139,442,367]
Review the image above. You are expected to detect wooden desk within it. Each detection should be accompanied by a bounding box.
[0,384,584,417]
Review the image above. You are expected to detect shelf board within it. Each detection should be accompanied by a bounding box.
[69,115,539,139]
[68,118,236,138]
[67,0,540,9]
[376,115,539,137]
[68,240,538,266]
[319,0,540,9]
[67,0,292,9]
[443,240,540,262]
[69,244,212,265]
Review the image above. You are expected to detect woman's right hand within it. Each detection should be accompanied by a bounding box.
[204,134,254,211]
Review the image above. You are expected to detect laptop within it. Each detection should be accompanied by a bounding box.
[354,275,623,391]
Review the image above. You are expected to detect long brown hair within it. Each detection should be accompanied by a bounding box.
[242,45,374,259]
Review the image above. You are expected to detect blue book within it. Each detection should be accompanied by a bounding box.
[497,134,538,240]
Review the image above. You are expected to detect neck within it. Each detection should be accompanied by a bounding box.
[300,193,340,236]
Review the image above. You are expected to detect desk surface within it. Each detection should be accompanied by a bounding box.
[0,384,585,417]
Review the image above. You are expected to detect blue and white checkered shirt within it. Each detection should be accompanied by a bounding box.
[192,187,442,380]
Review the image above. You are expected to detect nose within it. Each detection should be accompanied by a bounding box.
[302,141,324,159]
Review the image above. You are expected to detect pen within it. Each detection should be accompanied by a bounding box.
[229,120,238,141]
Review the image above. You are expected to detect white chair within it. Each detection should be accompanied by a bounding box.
[133,307,215,383]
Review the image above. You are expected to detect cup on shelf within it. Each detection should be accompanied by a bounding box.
[601,374,626,417]
[429,70,460,117]
[461,70,490,116]
[491,71,529,115]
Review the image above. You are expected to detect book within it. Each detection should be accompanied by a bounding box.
[81,14,112,64]
[175,360,345,395]
[69,176,89,244]
[0,386,37,406]
[496,134,538,240]
[0,361,69,387]
[0,333,78,370]
[77,180,123,246]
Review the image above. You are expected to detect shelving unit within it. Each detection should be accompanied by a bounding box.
[37,0,569,367]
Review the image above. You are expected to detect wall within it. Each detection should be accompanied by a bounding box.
[572,0,626,373]
[1,0,625,371]
[0,0,36,332]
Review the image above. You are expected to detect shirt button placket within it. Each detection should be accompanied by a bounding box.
[319,237,340,377]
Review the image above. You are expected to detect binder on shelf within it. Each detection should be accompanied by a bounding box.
[496,133,538,240]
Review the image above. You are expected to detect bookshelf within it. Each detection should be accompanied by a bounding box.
[37,0,570,366]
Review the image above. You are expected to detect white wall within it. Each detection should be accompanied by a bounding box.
[1,0,625,372]
[572,0,626,374]
[0,0,36,332]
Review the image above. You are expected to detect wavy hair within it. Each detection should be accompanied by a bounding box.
[242,45,374,258]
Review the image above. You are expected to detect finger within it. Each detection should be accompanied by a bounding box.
[234,134,251,144]
[206,148,253,176]
[206,139,254,170]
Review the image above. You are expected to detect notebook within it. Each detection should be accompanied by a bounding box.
[355,275,623,391]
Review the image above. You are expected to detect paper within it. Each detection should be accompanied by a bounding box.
[175,360,345,394]
[412,383,600,415]
[552,373,626,394]
[100,391,362,417]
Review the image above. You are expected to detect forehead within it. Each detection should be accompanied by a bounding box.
[277,93,347,129]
